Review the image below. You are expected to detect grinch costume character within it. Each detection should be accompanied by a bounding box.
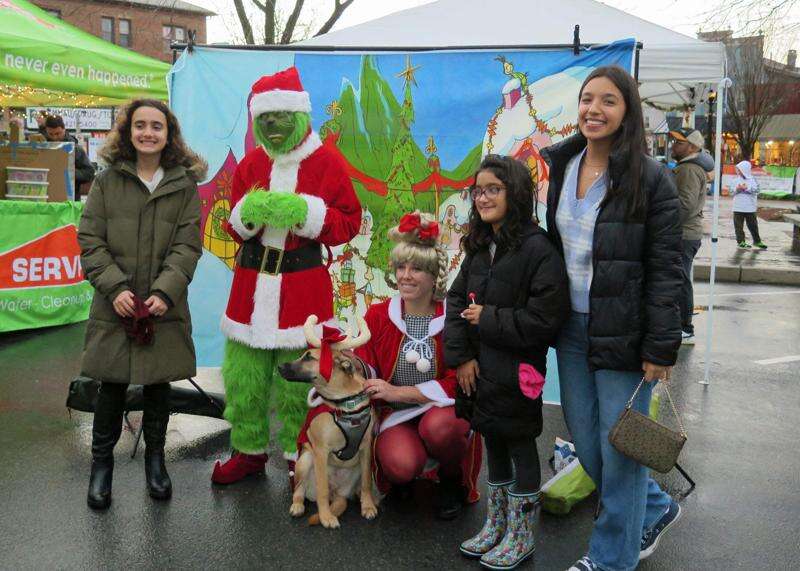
[212,67,361,484]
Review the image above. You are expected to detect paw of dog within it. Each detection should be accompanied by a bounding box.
[289,502,305,517]
[361,504,378,520]
[319,513,340,529]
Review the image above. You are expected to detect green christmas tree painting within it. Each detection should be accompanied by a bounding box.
[366,58,421,269]
[319,55,481,271]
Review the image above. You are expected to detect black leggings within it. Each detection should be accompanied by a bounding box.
[484,434,541,495]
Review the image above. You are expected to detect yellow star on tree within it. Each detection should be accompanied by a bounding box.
[396,56,421,86]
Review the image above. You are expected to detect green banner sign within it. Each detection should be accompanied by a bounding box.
[0,200,92,333]
[0,0,169,105]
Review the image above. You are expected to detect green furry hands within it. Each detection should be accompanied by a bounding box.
[240,190,309,229]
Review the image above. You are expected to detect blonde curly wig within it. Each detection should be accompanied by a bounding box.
[386,211,449,301]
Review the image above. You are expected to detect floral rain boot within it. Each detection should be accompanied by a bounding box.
[460,480,512,558]
[479,490,540,570]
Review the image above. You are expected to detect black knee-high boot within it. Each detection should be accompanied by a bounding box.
[88,383,127,510]
[143,383,172,500]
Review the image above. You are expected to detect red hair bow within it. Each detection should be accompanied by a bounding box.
[398,213,439,240]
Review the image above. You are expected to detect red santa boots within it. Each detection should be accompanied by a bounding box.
[211,452,268,484]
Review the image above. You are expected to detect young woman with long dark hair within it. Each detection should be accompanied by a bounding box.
[542,66,684,571]
[78,99,206,510]
[446,155,569,569]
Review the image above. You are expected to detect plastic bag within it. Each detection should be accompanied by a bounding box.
[542,437,595,515]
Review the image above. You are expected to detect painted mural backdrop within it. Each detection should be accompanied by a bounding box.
[170,41,635,403]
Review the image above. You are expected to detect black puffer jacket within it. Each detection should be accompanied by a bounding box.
[444,223,570,440]
[541,134,682,371]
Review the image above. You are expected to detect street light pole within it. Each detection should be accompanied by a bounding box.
[706,90,716,153]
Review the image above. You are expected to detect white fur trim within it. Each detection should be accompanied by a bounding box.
[221,274,338,351]
[221,314,337,349]
[251,273,282,346]
[388,296,446,336]
[379,403,435,433]
[269,159,300,194]
[272,131,322,166]
[259,226,289,249]
[293,194,326,239]
[415,380,455,405]
[229,198,261,240]
[250,90,311,117]
[376,379,454,433]
[307,388,324,408]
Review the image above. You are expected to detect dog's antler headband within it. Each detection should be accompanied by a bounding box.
[303,315,371,380]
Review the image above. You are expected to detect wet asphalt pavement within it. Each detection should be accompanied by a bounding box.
[1,282,799,570]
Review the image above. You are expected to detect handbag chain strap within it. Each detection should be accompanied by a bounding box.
[625,377,687,438]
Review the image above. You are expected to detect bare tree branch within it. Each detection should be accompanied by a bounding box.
[233,0,255,44]
[281,0,305,44]
[233,0,355,45]
[724,37,792,160]
[315,0,355,37]
[700,0,799,48]
[262,0,277,45]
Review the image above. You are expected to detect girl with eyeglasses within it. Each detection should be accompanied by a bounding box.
[445,154,570,569]
[542,66,683,571]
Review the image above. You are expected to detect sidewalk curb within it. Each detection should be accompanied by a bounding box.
[694,263,800,286]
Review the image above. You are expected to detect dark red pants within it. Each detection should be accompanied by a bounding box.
[375,406,470,484]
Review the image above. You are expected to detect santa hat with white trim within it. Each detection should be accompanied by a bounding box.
[249,66,311,117]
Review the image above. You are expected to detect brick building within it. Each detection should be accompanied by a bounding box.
[31,0,213,63]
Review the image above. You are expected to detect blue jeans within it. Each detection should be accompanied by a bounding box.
[556,312,672,571]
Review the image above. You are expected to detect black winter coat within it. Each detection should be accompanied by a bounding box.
[444,223,570,440]
[541,134,682,372]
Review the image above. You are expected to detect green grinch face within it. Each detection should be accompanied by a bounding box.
[256,111,295,145]
[253,111,311,156]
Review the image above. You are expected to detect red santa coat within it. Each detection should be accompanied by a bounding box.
[354,296,458,432]
[354,296,481,502]
[221,132,361,349]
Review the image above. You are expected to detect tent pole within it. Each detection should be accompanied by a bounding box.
[701,77,732,386]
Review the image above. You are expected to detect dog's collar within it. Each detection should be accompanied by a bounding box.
[318,390,370,413]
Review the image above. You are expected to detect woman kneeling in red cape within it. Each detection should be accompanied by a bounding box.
[354,211,482,520]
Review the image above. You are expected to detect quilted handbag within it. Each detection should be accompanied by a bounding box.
[608,378,687,473]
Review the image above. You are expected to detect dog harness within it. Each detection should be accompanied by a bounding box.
[298,390,372,463]
[325,391,372,462]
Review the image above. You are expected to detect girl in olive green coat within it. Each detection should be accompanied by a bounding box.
[78,99,206,510]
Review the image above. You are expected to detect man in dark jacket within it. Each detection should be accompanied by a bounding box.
[44,115,95,199]
[669,128,711,345]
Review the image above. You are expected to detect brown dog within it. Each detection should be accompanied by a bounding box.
[277,315,379,529]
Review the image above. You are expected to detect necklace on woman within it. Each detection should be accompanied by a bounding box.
[583,161,607,178]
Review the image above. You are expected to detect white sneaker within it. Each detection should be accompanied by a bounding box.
[568,556,598,571]
[681,331,695,345]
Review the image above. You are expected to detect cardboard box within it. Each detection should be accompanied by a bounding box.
[0,143,74,201]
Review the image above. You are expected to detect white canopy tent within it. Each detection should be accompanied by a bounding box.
[301,0,729,384]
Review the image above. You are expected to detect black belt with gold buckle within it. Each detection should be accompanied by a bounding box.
[237,240,322,275]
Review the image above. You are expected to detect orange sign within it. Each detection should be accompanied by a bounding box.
[0,224,83,289]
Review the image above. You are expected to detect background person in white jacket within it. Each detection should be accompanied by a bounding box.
[732,160,767,249]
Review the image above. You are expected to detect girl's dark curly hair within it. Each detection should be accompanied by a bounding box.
[461,154,534,256]
[98,98,207,181]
